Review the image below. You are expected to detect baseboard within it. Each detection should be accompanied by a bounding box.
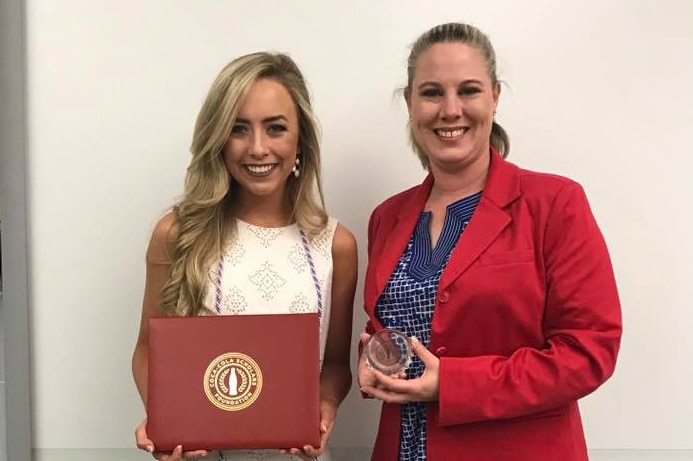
[31,448,693,461]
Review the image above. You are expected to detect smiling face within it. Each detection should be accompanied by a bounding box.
[223,77,300,203]
[406,42,499,173]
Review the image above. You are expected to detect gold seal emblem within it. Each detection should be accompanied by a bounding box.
[203,352,263,411]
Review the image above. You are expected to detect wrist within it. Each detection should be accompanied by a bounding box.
[320,395,341,409]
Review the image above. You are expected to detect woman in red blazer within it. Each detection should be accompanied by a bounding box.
[358,23,622,461]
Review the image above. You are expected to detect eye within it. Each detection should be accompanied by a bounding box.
[267,124,288,134]
[459,86,482,96]
[420,88,443,98]
[230,124,248,135]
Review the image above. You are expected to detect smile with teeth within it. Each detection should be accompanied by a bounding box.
[245,164,277,175]
[434,128,467,138]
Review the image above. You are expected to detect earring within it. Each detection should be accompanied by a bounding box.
[292,157,300,178]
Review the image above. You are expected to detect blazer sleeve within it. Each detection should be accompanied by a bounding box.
[363,203,383,336]
[359,206,384,399]
[438,182,622,426]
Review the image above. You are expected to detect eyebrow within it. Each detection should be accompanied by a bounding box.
[417,79,485,89]
[234,115,288,124]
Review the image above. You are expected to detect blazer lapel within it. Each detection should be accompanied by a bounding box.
[439,151,522,291]
[438,199,510,290]
[373,175,433,302]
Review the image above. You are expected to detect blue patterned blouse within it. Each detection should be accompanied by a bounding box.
[375,191,482,461]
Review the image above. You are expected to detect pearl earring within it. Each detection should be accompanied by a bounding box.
[292,157,300,178]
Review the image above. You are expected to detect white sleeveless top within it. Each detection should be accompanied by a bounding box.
[200,218,338,461]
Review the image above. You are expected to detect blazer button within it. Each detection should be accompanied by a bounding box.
[438,291,450,303]
[435,346,448,356]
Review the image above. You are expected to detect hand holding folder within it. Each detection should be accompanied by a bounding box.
[135,418,209,460]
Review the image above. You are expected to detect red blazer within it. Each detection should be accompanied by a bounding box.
[364,151,622,461]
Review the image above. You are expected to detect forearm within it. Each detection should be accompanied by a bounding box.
[131,342,149,407]
[438,328,620,426]
[319,361,352,407]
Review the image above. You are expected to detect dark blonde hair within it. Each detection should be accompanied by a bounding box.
[405,22,510,166]
[161,52,327,316]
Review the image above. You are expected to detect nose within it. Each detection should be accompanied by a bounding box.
[440,94,462,120]
[248,130,269,157]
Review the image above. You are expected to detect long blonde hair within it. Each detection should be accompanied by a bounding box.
[160,52,327,316]
[405,23,510,167]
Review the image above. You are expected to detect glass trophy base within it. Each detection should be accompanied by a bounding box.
[364,328,412,375]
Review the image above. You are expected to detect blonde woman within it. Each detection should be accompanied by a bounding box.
[132,52,357,461]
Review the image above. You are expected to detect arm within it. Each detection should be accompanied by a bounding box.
[363,205,382,336]
[437,182,622,425]
[301,223,357,458]
[320,222,358,411]
[132,212,177,404]
[132,213,209,459]
[357,207,382,397]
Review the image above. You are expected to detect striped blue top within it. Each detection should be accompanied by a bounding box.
[375,191,482,461]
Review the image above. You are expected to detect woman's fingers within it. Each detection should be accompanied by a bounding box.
[181,449,209,458]
[153,445,183,461]
[134,418,155,453]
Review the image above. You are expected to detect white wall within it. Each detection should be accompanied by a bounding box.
[23,0,693,451]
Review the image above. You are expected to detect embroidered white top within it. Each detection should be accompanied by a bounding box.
[200,217,338,461]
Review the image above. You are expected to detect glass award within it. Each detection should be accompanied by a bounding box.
[364,328,412,375]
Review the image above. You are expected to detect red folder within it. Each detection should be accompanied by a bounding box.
[147,313,320,451]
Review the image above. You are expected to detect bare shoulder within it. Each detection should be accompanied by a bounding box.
[146,210,179,265]
[331,222,357,259]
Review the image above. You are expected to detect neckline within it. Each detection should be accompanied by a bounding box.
[415,190,482,260]
[422,190,483,216]
[235,217,297,230]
